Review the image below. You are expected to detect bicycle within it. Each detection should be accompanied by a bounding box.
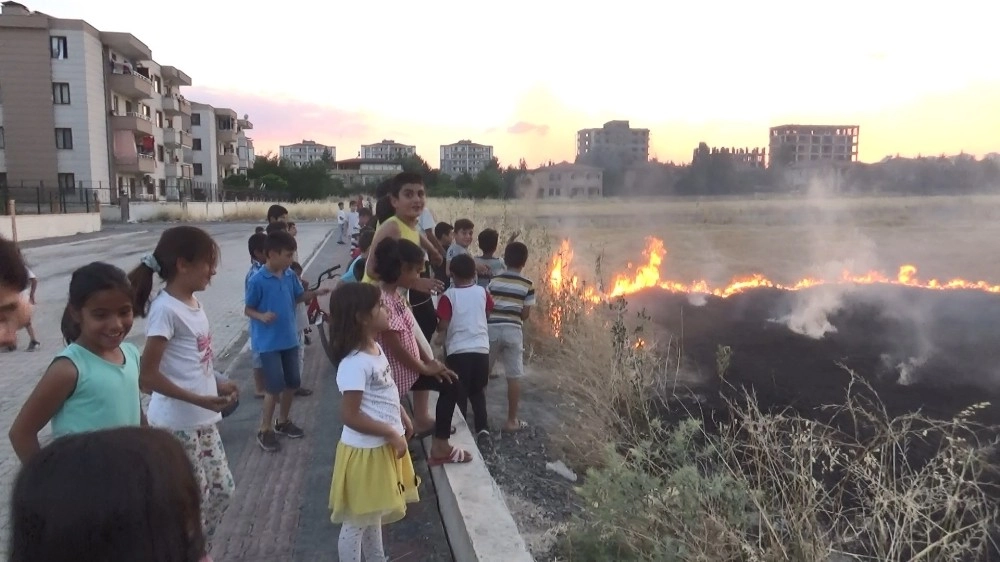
[305,264,341,363]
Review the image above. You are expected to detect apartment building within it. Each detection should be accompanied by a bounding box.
[189,104,253,200]
[0,1,199,202]
[768,124,859,167]
[361,139,415,161]
[440,140,494,178]
[517,162,603,199]
[280,140,334,166]
[577,120,650,166]
[237,123,255,175]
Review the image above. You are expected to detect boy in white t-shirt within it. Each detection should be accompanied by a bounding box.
[336,202,347,245]
[347,200,360,246]
[6,267,39,352]
[435,254,494,441]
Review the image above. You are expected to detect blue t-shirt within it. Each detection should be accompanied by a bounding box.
[246,266,304,352]
[342,255,364,283]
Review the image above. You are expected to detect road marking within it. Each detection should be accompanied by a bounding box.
[302,226,335,272]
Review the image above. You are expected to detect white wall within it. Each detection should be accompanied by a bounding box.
[189,106,217,192]
[0,213,101,242]
[82,30,111,194]
[103,200,265,222]
[51,29,96,186]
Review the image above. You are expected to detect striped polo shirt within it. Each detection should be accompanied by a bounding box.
[487,271,536,327]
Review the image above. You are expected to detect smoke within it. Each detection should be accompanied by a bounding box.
[778,285,848,338]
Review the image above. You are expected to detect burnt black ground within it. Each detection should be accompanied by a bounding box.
[629,285,1000,426]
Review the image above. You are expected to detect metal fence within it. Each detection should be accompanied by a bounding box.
[0,181,114,215]
[0,179,293,214]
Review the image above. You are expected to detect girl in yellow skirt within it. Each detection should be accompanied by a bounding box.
[327,282,420,562]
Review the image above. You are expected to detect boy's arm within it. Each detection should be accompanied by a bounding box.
[520,305,532,321]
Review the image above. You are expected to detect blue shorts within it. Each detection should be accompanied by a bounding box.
[251,351,262,369]
[258,347,302,395]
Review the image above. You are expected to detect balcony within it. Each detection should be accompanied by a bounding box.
[162,95,192,117]
[116,153,156,174]
[216,128,237,143]
[163,128,192,148]
[109,70,154,99]
[218,152,238,166]
[165,163,193,179]
[112,113,154,136]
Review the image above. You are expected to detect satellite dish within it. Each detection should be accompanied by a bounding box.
[243,114,249,120]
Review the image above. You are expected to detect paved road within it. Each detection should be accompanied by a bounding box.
[1,221,452,560]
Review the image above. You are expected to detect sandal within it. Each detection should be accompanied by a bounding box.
[428,447,473,466]
[502,420,529,433]
[413,425,456,440]
[294,388,314,397]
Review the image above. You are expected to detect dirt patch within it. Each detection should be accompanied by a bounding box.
[478,375,582,561]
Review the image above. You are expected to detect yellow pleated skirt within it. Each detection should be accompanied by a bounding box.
[329,441,421,526]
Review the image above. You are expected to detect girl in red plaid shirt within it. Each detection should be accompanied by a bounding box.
[371,238,472,465]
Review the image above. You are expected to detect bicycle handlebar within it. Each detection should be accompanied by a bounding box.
[309,264,342,291]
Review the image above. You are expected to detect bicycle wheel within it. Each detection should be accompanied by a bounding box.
[316,315,336,364]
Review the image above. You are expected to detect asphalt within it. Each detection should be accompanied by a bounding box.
[2,221,453,561]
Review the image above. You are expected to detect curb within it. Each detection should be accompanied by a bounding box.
[420,394,534,562]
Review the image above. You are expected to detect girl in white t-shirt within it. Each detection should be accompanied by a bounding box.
[128,226,238,542]
[327,282,419,562]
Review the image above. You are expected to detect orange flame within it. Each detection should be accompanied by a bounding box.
[547,237,1000,303]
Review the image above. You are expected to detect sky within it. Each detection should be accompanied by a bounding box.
[26,0,1000,167]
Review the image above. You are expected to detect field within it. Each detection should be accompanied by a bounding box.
[220,193,1000,560]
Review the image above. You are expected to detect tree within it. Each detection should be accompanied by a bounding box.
[258,173,288,191]
[223,174,250,188]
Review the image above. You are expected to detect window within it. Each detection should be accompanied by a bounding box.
[50,36,68,59]
[58,173,75,191]
[112,95,119,113]
[193,163,203,176]
[191,113,201,126]
[157,144,164,162]
[52,82,71,104]
[0,126,4,149]
[0,173,6,188]
[152,76,161,94]
[155,111,163,128]
[55,128,73,149]
[192,138,202,151]
[140,104,150,118]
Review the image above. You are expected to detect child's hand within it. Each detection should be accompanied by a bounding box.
[316,287,332,296]
[259,311,277,323]
[476,263,490,275]
[217,379,239,400]
[402,413,414,439]
[195,394,233,412]
[413,277,443,294]
[389,434,407,459]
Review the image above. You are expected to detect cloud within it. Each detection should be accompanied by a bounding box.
[507,121,550,135]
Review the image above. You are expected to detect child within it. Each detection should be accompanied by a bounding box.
[342,229,375,284]
[6,262,39,352]
[327,282,420,562]
[474,229,506,289]
[347,200,360,245]
[130,225,238,540]
[487,241,535,432]
[245,231,330,452]
[9,262,143,463]
[267,204,289,225]
[372,238,468,465]
[10,427,213,562]
[436,254,493,441]
[350,208,373,259]
[247,232,268,399]
[445,218,474,279]
[0,235,33,349]
[337,201,347,245]
[433,222,453,290]
[290,261,309,356]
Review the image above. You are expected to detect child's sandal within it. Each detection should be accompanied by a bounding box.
[428,447,473,466]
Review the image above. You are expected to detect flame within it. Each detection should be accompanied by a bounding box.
[547,237,1000,304]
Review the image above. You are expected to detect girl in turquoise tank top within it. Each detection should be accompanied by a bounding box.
[9,263,143,463]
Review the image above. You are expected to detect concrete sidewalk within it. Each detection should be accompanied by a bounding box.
[211,234,454,561]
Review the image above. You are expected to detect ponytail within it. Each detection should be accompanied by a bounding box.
[60,305,81,344]
[127,258,158,318]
